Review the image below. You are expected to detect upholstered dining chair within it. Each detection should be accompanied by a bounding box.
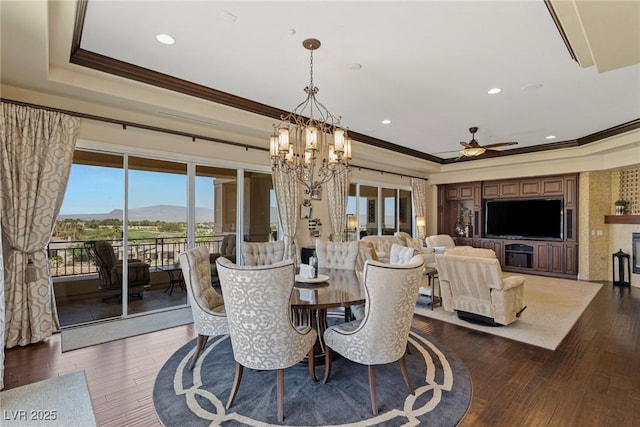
[216,257,317,422]
[315,240,359,269]
[179,246,228,370]
[323,255,424,414]
[241,240,285,266]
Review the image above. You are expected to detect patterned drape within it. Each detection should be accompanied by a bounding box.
[0,103,80,356]
[411,178,427,238]
[272,168,299,262]
[327,170,350,242]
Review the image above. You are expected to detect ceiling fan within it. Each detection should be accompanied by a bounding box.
[459,127,518,158]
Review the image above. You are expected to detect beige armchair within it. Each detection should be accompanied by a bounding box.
[425,234,456,252]
[179,246,228,370]
[241,240,285,266]
[216,257,317,422]
[315,240,359,269]
[323,255,425,414]
[435,248,526,326]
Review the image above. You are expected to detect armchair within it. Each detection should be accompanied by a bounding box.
[86,240,150,302]
[179,246,228,370]
[241,240,285,266]
[435,248,526,326]
[425,234,456,252]
[315,240,359,269]
[209,234,237,284]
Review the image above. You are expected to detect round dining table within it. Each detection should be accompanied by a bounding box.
[290,267,365,363]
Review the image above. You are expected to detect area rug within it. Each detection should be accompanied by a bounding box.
[61,306,192,351]
[153,327,472,426]
[0,371,96,426]
[415,273,602,350]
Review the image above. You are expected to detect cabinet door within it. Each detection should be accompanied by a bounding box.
[483,183,500,198]
[446,187,459,200]
[500,182,519,197]
[459,186,473,200]
[565,175,577,207]
[542,178,564,196]
[549,243,564,273]
[520,180,541,196]
[535,243,549,271]
[565,244,578,275]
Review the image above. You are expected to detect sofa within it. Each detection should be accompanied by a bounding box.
[434,247,526,326]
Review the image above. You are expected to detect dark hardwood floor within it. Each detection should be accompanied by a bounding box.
[3,281,639,426]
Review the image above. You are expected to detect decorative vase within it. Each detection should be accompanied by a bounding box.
[615,205,624,215]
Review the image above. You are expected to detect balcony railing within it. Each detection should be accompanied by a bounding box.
[47,235,225,277]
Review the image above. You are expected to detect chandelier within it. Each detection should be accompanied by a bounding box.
[270,38,352,195]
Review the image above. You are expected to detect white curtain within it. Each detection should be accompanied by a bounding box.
[327,170,350,242]
[272,168,299,262]
[0,103,80,371]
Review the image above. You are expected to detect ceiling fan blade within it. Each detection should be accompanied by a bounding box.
[460,141,472,148]
[483,141,518,149]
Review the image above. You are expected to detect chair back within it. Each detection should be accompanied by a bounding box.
[434,252,504,316]
[426,234,456,249]
[179,246,228,335]
[216,257,316,370]
[315,240,358,269]
[92,240,118,269]
[355,255,424,364]
[241,241,285,266]
[220,234,236,256]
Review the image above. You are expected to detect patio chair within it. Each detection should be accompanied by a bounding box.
[86,240,151,302]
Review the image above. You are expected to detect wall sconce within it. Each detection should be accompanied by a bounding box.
[415,216,426,240]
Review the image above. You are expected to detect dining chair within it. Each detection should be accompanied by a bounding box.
[241,240,285,266]
[323,255,424,414]
[216,257,317,422]
[179,246,229,370]
[315,240,359,269]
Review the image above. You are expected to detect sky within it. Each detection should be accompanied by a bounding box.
[59,165,214,214]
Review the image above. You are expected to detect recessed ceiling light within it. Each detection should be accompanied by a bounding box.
[545,135,556,140]
[349,63,362,71]
[487,87,502,95]
[381,119,391,125]
[156,34,175,45]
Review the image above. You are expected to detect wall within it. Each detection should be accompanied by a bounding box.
[607,170,640,287]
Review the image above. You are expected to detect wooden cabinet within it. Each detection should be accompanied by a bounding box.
[535,242,564,273]
[441,173,579,279]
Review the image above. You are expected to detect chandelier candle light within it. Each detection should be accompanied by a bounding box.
[270,38,352,195]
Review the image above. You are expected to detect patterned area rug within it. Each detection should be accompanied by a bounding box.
[153,327,471,426]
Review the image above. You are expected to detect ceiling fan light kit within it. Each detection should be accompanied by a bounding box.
[459,126,518,158]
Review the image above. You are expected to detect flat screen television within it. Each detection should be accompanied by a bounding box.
[484,198,564,240]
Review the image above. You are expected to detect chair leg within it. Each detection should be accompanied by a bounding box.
[190,334,209,371]
[226,362,244,409]
[399,354,414,395]
[308,347,316,382]
[368,365,377,415]
[323,348,332,384]
[277,368,284,423]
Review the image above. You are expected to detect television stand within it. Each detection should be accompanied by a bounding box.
[505,244,533,268]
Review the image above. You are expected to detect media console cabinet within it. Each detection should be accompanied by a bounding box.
[438,173,578,279]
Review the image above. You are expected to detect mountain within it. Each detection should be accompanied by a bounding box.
[58,205,214,223]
